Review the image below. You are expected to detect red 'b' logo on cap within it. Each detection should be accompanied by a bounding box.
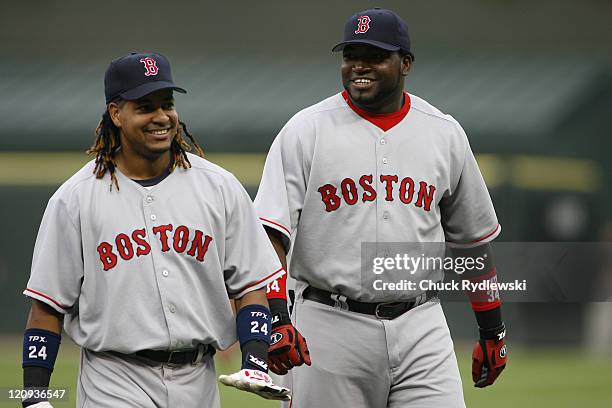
[355,16,371,34]
[140,57,159,76]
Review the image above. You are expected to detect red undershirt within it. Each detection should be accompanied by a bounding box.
[341,90,411,132]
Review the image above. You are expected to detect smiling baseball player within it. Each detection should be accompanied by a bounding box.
[255,8,508,408]
[21,52,289,408]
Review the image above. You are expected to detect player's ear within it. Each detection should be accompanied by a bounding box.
[400,54,412,76]
[107,102,122,128]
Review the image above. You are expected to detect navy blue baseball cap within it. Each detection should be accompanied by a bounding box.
[332,8,414,60]
[104,52,186,104]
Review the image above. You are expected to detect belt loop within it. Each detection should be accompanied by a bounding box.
[166,350,176,365]
[192,344,206,365]
[331,293,349,311]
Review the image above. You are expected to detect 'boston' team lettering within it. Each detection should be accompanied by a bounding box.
[97,224,213,270]
[317,174,436,212]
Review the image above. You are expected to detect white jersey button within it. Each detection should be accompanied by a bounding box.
[162,270,169,277]
[169,304,176,313]
[383,211,390,219]
[382,157,388,164]
[146,196,154,203]
[380,139,387,145]
[150,214,157,221]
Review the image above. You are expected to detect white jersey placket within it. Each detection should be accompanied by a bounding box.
[141,189,180,350]
[376,129,392,257]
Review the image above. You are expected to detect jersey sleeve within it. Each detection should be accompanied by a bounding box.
[440,122,501,246]
[254,118,309,251]
[223,177,285,299]
[24,194,83,314]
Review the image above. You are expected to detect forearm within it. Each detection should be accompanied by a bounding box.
[474,306,503,331]
[23,300,64,407]
[454,243,508,386]
[234,288,268,310]
[262,227,292,320]
[234,288,271,372]
[263,227,311,373]
[26,300,63,333]
[266,228,288,270]
[455,243,502,315]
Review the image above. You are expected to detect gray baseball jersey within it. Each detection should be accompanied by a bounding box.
[24,152,283,353]
[256,92,498,408]
[254,92,500,302]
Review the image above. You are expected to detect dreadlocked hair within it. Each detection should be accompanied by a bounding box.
[87,103,205,191]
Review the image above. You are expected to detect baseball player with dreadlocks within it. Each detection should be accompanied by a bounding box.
[255,8,508,408]
[21,52,289,408]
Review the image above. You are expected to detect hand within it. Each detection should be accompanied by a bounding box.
[472,324,508,387]
[268,323,311,375]
[219,369,291,401]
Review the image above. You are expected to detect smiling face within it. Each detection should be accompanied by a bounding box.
[108,88,178,161]
[341,44,411,114]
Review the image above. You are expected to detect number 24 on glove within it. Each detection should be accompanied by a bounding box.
[472,324,508,388]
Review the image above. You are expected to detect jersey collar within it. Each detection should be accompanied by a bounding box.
[341,90,411,132]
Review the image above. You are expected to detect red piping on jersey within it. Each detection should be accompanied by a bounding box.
[447,224,501,246]
[24,288,68,310]
[259,217,291,236]
[232,267,286,295]
[341,90,411,132]
[472,224,501,243]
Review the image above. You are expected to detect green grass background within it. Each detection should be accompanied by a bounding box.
[0,336,610,408]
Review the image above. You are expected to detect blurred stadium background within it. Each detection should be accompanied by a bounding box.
[1,0,611,406]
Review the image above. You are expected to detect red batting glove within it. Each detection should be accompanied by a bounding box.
[268,324,311,375]
[472,324,508,387]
